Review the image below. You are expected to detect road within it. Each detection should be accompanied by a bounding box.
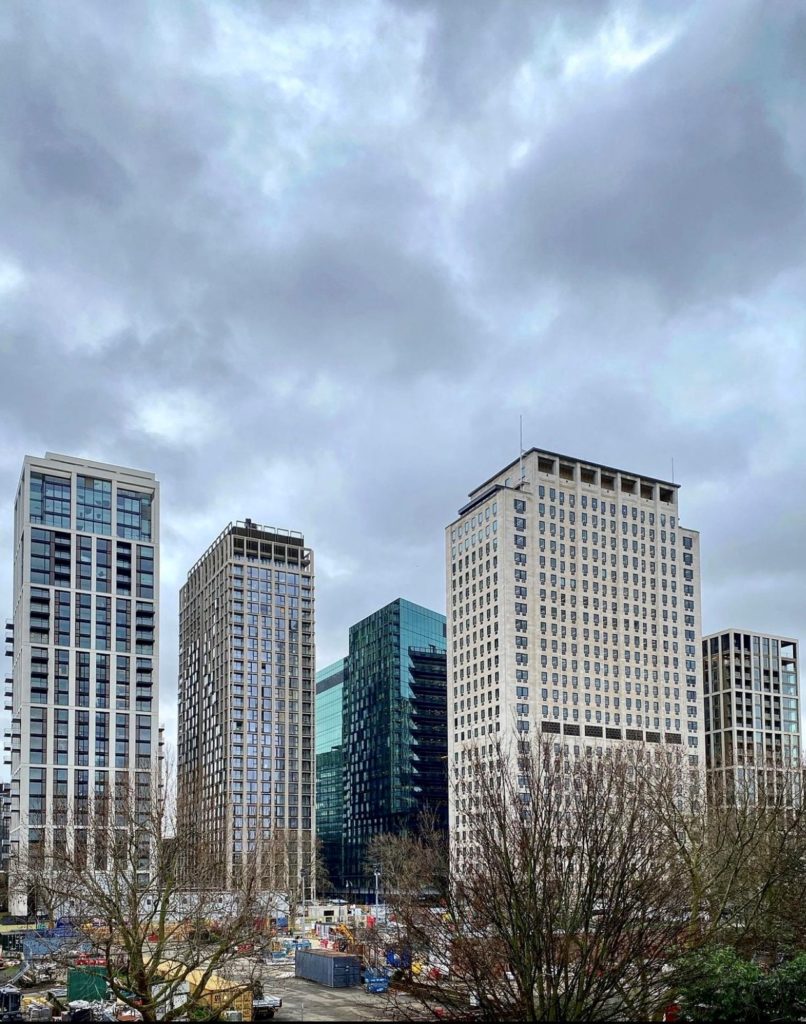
[271,975,396,1021]
[257,959,423,1021]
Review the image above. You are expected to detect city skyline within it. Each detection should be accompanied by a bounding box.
[0,441,803,763]
[2,1,805,757]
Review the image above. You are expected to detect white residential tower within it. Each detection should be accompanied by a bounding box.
[5,453,160,916]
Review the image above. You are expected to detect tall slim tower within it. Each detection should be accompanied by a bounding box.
[445,448,703,857]
[177,521,315,891]
[702,629,800,802]
[315,659,345,889]
[5,453,160,917]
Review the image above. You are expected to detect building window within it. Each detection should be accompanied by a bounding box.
[97,654,110,708]
[30,472,71,527]
[116,656,130,709]
[96,596,111,650]
[76,710,90,766]
[96,538,112,593]
[55,590,71,645]
[76,651,91,706]
[116,599,131,652]
[75,594,92,648]
[115,713,129,768]
[76,536,92,591]
[29,709,47,764]
[118,490,152,540]
[55,650,70,705]
[77,476,112,535]
[137,546,155,599]
[30,647,48,703]
[53,709,69,765]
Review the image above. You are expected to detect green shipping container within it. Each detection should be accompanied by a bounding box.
[67,966,108,1002]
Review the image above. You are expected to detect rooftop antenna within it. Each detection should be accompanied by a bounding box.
[671,457,675,484]
[519,415,524,485]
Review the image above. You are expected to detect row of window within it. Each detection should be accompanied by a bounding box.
[29,591,154,654]
[31,473,153,539]
[30,531,154,596]
[26,649,152,709]
[29,708,152,768]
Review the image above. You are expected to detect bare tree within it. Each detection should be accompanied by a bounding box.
[17,766,273,1023]
[377,739,806,1023]
[252,827,318,933]
[652,758,806,959]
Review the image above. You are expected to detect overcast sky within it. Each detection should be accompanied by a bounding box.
[1,0,805,751]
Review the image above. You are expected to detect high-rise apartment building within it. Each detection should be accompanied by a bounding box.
[342,598,447,891]
[5,453,160,916]
[177,521,315,891]
[446,449,703,853]
[702,629,800,799]
[315,658,345,889]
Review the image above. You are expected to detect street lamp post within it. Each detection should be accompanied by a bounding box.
[343,880,351,923]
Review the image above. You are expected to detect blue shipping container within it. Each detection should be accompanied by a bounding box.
[295,950,360,988]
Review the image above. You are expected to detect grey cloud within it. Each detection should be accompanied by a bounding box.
[471,3,806,309]
[393,0,640,119]
[0,2,483,385]
[0,0,804,748]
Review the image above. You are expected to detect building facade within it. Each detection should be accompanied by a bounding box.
[342,598,447,891]
[5,453,160,916]
[315,658,345,890]
[445,448,704,856]
[177,521,315,891]
[702,629,800,800]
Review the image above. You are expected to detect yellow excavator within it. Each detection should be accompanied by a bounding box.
[331,923,354,952]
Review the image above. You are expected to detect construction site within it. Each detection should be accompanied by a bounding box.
[0,906,424,1021]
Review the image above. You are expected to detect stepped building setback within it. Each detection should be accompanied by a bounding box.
[446,448,704,857]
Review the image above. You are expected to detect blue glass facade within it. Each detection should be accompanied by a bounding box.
[315,659,345,888]
[342,598,447,890]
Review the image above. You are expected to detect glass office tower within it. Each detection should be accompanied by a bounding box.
[342,598,447,892]
[315,659,345,889]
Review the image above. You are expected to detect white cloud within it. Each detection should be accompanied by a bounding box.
[132,390,218,447]
[564,11,682,80]
[0,257,24,294]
